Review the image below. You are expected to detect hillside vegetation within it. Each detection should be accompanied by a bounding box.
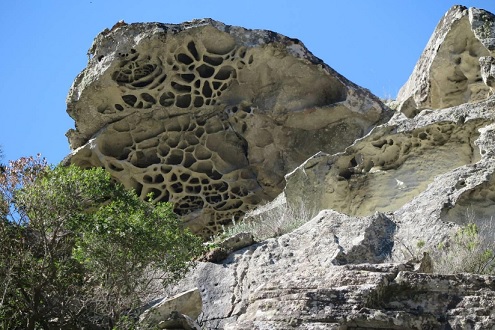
[0,152,203,329]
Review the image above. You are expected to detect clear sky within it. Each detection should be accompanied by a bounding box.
[1,1,495,164]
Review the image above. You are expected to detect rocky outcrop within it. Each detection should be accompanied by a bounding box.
[397,6,495,117]
[139,288,202,329]
[162,211,495,329]
[284,98,494,224]
[199,232,254,263]
[65,19,390,236]
[61,5,495,329]
[140,6,495,329]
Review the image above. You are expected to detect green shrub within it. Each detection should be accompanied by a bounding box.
[433,221,495,274]
[0,156,203,329]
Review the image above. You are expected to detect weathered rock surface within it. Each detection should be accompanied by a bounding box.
[397,6,495,117]
[286,102,489,217]
[139,288,202,329]
[199,232,255,263]
[143,6,495,329]
[61,5,495,329]
[65,19,389,236]
[162,211,495,329]
[149,312,201,330]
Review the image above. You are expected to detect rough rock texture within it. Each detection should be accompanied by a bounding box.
[199,232,254,263]
[65,19,389,236]
[284,96,495,238]
[139,288,202,329]
[397,6,495,117]
[143,6,495,329]
[163,211,495,329]
[60,5,495,329]
[150,312,201,330]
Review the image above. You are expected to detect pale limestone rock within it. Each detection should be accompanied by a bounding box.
[281,96,495,261]
[164,210,400,329]
[155,313,201,330]
[149,98,495,326]
[162,210,495,329]
[63,6,495,329]
[137,7,495,329]
[217,232,254,253]
[284,105,488,219]
[65,19,390,236]
[139,288,202,329]
[470,7,495,51]
[200,232,254,263]
[480,55,495,87]
[397,6,495,117]
[281,94,495,257]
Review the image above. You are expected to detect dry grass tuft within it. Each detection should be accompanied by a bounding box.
[219,196,316,242]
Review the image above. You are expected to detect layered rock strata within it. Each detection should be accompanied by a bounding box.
[63,5,495,329]
[65,19,389,236]
[284,99,493,222]
[163,211,495,329]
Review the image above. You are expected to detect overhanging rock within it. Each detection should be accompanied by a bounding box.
[65,19,390,236]
[284,97,495,222]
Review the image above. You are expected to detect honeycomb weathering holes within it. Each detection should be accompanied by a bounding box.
[95,107,259,236]
[110,39,251,113]
[76,26,376,237]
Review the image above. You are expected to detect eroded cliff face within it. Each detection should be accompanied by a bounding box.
[141,6,495,330]
[284,102,492,219]
[397,6,495,117]
[162,212,495,329]
[64,6,495,330]
[65,19,389,236]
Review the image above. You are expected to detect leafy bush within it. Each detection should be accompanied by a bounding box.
[0,156,203,329]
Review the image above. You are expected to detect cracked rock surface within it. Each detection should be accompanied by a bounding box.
[164,211,495,329]
[65,19,389,236]
[149,6,495,329]
[63,5,495,329]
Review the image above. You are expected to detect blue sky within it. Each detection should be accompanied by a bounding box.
[1,1,495,164]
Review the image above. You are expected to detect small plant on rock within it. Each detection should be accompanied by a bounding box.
[219,197,315,242]
[433,219,495,275]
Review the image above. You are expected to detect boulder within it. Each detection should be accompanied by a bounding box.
[145,312,201,330]
[397,6,495,117]
[139,288,202,329]
[200,232,254,263]
[65,19,390,236]
[217,232,254,253]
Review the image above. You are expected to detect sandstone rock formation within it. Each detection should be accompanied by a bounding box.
[140,6,495,329]
[199,232,254,263]
[63,5,495,329]
[397,5,495,117]
[284,99,491,223]
[65,19,389,236]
